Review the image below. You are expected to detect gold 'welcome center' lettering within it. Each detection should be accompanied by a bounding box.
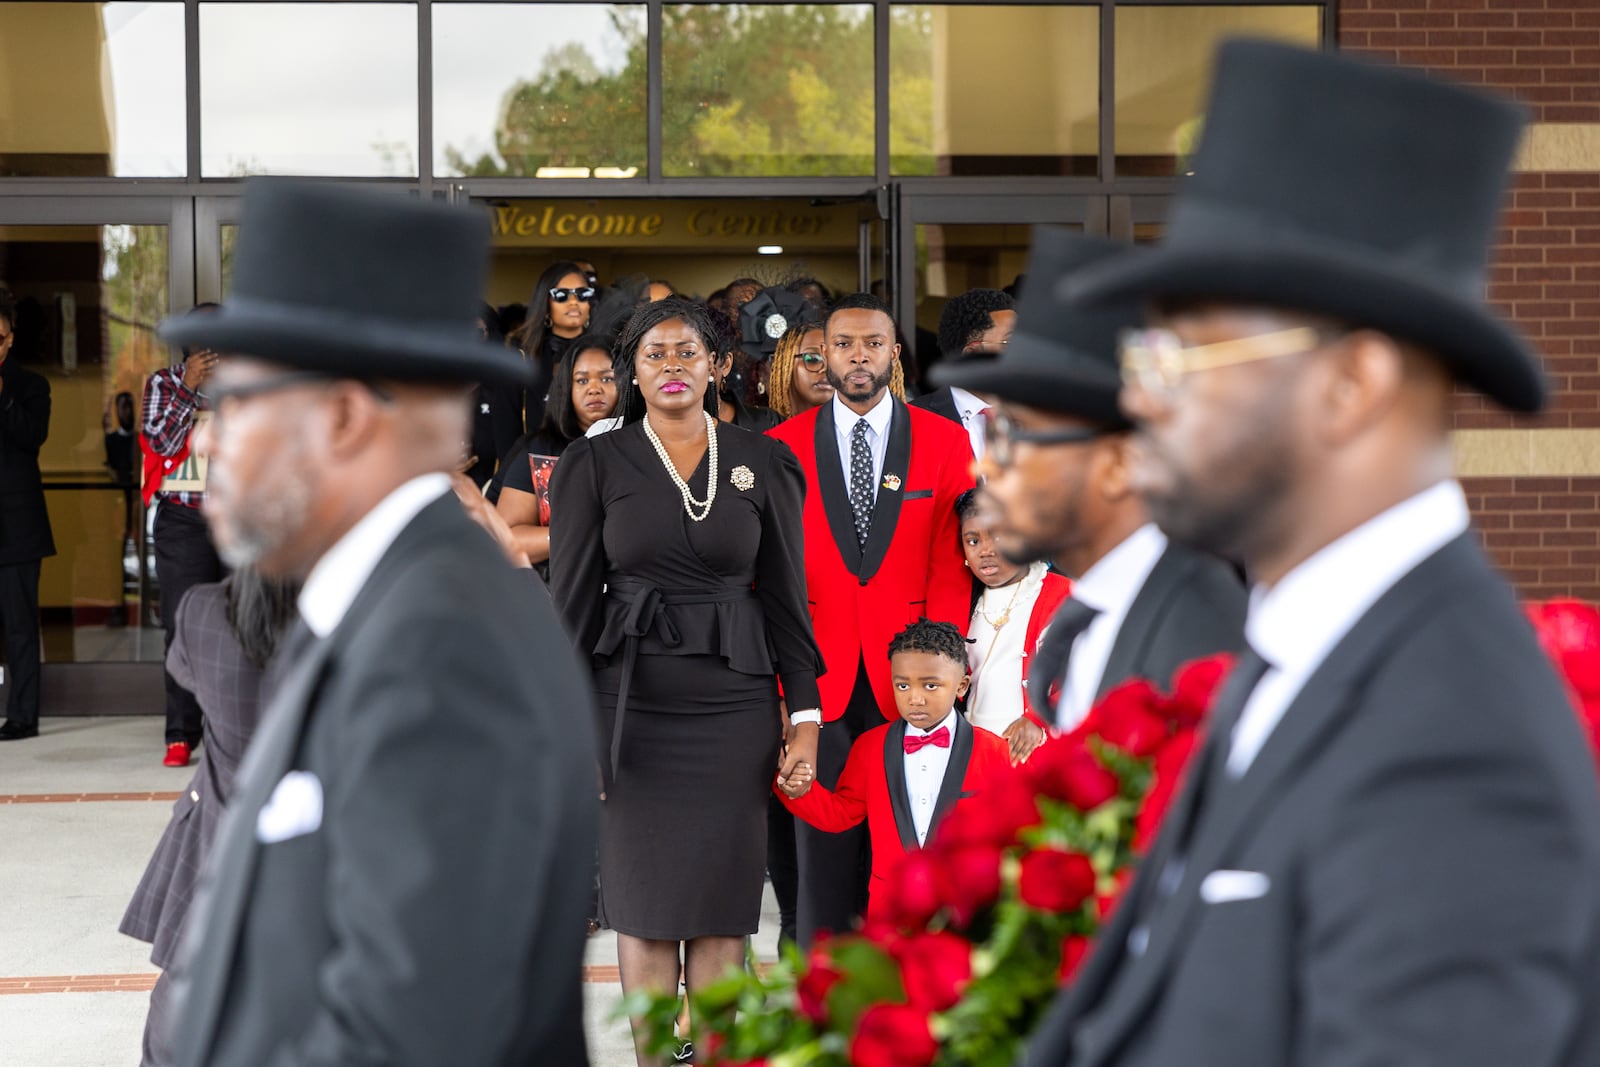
[494,205,664,239]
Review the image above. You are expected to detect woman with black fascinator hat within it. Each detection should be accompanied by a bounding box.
[549,297,824,1067]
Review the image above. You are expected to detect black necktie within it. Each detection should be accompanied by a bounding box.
[848,420,873,548]
[1026,597,1101,721]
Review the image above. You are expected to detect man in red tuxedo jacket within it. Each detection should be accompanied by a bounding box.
[768,292,975,946]
[776,620,1009,921]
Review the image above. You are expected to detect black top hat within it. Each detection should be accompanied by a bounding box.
[160,180,529,386]
[1067,39,1543,413]
[932,228,1143,428]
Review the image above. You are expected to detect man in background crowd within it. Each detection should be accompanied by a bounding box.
[914,287,1017,461]
[0,286,54,742]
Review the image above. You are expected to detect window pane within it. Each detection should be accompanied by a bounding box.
[433,4,645,179]
[1115,6,1321,177]
[0,223,170,661]
[891,6,1098,178]
[662,4,874,178]
[0,3,186,177]
[200,3,418,177]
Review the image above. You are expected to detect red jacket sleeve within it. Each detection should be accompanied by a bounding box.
[924,434,977,630]
[777,731,874,832]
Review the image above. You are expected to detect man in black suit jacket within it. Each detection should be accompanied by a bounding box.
[935,233,1245,763]
[0,287,55,742]
[1027,41,1600,1067]
[156,180,599,1067]
[913,288,1015,462]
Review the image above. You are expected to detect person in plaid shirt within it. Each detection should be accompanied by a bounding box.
[143,303,226,767]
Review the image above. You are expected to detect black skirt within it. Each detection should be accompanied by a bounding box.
[594,652,781,940]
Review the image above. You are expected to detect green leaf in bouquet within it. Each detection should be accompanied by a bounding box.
[822,938,907,1032]
[616,988,692,1058]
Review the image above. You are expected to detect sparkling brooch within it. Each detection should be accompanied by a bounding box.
[882,473,902,492]
[731,465,756,491]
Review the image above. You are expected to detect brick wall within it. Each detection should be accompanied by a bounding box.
[1338,1,1600,434]
[1463,476,1600,598]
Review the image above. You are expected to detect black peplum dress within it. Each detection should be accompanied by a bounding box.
[548,418,823,939]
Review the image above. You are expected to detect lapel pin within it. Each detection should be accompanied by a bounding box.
[882,473,902,492]
[731,465,755,491]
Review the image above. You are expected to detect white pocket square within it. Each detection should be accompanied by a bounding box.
[1199,869,1270,904]
[255,770,323,844]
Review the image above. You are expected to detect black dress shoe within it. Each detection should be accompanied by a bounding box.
[0,721,39,741]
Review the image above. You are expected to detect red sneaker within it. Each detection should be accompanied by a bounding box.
[163,741,192,768]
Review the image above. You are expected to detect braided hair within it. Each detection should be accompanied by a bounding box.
[767,319,825,419]
[613,297,721,427]
[888,618,971,670]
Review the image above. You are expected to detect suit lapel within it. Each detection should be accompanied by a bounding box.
[928,713,975,838]
[1075,535,1481,1064]
[882,719,921,854]
[813,402,864,574]
[169,633,335,1067]
[859,400,911,583]
[1094,546,1196,701]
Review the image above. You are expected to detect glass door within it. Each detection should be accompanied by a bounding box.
[0,197,192,704]
[891,192,1104,390]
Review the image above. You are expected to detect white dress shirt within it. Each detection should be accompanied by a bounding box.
[1226,480,1471,777]
[298,473,453,638]
[967,562,1049,733]
[951,387,989,462]
[832,392,894,504]
[1056,524,1169,730]
[905,710,958,846]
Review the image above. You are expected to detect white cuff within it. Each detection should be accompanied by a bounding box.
[789,709,823,727]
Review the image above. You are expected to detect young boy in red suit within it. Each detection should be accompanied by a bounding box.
[775,619,1011,926]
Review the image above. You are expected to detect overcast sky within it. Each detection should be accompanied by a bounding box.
[99,2,636,177]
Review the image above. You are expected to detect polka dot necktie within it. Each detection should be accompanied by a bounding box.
[849,419,873,548]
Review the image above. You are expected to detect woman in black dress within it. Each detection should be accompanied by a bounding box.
[509,259,593,433]
[549,298,823,1067]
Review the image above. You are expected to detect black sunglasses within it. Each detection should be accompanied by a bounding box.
[550,287,596,304]
[983,409,1106,467]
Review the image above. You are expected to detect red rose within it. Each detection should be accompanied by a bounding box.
[883,850,943,930]
[1530,600,1600,698]
[933,843,1004,926]
[1068,678,1160,743]
[1027,738,1120,811]
[1133,729,1199,853]
[1017,848,1097,914]
[850,1004,938,1067]
[1093,681,1171,757]
[1058,934,1092,983]
[931,772,1040,850]
[1165,654,1235,726]
[796,945,843,1023]
[890,930,973,1012]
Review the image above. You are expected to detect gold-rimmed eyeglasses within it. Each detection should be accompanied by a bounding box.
[1119,325,1336,400]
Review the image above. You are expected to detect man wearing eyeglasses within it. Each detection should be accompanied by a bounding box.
[934,232,1244,757]
[913,288,1016,461]
[0,288,55,742]
[1023,41,1600,1067]
[155,181,597,1067]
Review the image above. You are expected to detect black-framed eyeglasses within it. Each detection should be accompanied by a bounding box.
[798,351,825,371]
[983,408,1104,468]
[550,287,596,304]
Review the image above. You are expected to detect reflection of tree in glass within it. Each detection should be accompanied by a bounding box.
[438,4,934,178]
[100,225,170,423]
[444,9,647,177]
[887,7,936,176]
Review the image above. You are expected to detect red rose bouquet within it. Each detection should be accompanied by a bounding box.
[624,654,1235,1067]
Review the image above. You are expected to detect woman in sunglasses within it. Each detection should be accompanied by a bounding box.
[510,260,595,432]
[765,320,832,419]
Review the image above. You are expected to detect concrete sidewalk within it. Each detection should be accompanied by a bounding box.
[0,717,782,1067]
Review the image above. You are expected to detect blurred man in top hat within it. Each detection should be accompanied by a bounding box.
[1025,40,1600,1067]
[157,180,599,1067]
[934,232,1244,763]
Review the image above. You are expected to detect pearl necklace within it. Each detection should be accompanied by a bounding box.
[642,411,718,522]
